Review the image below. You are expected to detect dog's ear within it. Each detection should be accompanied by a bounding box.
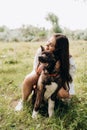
[40,45,45,52]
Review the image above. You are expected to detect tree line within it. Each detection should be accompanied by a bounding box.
[0,13,87,42]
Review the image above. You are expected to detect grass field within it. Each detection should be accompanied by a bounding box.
[0,40,87,130]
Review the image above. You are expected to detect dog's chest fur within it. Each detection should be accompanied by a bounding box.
[38,70,61,100]
[44,82,58,100]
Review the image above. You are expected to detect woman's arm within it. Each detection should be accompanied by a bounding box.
[69,56,76,95]
[69,56,76,78]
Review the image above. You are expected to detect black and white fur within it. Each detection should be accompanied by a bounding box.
[32,47,62,118]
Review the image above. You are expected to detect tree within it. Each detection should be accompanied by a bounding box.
[45,12,62,33]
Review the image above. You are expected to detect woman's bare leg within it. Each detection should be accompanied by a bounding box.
[15,71,39,111]
[22,72,39,101]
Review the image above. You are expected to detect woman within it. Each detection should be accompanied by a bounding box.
[15,34,76,111]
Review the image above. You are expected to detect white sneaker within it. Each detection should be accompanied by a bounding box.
[15,100,23,111]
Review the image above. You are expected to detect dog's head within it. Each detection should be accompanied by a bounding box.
[39,51,55,63]
[38,50,57,73]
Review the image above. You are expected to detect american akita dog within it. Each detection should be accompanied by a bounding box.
[32,47,63,118]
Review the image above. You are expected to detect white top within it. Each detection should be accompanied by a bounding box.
[33,47,76,95]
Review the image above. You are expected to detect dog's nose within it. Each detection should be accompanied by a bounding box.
[38,56,43,62]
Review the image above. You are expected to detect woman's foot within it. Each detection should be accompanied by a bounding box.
[15,99,23,111]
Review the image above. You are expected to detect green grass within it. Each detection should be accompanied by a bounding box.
[0,40,87,130]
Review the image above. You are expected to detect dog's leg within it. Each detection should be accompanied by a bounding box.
[48,98,55,117]
[32,109,38,119]
[32,88,43,119]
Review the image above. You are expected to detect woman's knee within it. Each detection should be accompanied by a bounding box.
[23,72,38,87]
[22,75,34,94]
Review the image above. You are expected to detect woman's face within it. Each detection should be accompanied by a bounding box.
[45,36,56,52]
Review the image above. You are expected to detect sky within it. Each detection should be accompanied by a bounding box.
[0,0,87,30]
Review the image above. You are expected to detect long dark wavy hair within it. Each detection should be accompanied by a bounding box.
[53,34,72,89]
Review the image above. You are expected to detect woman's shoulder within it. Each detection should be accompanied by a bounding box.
[37,47,42,54]
[35,47,42,57]
[69,55,75,64]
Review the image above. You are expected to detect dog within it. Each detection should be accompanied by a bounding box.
[32,46,63,118]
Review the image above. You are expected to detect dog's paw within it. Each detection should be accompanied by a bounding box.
[48,98,55,117]
[32,110,38,119]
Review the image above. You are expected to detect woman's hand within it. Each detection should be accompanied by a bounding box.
[36,64,44,75]
[57,87,70,99]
